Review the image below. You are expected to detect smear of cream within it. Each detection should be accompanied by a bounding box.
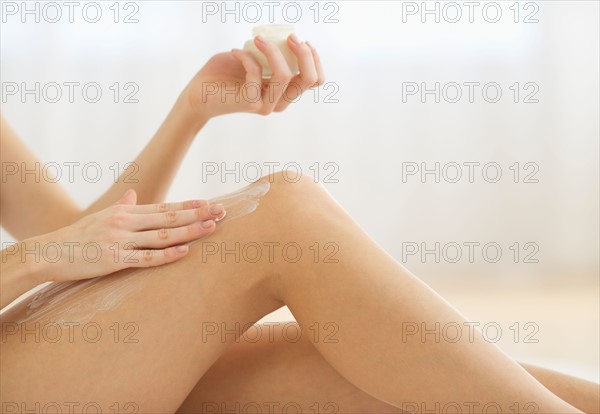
[207,180,270,225]
[17,271,147,325]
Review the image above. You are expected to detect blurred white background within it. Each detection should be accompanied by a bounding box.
[1,1,598,382]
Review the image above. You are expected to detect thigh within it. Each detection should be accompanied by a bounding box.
[0,177,288,413]
[178,322,403,414]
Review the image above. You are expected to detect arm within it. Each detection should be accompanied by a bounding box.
[1,99,213,308]
[1,118,82,239]
[0,239,45,310]
[0,96,208,240]
[1,35,323,241]
[85,95,208,212]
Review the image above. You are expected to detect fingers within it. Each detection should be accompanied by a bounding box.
[254,35,294,114]
[108,198,225,255]
[230,49,264,112]
[98,200,222,271]
[127,199,207,214]
[232,37,325,115]
[231,48,263,86]
[123,245,191,268]
[307,41,325,87]
[115,218,215,268]
[275,34,319,112]
[288,34,318,88]
[129,203,225,231]
[131,219,216,249]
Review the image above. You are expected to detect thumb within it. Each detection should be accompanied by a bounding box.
[116,189,137,206]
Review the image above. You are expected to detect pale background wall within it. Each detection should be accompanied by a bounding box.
[1,1,598,381]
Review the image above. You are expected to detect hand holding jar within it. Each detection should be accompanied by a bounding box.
[183,24,325,120]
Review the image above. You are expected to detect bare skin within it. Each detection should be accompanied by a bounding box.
[1,31,596,414]
[179,323,600,414]
[0,171,585,413]
[518,364,600,414]
[179,323,405,414]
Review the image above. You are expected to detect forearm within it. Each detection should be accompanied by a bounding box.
[0,238,46,310]
[83,91,208,215]
[1,94,207,238]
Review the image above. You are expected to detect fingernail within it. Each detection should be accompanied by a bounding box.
[215,211,227,223]
[289,33,300,45]
[306,41,315,50]
[192,200,203,208]
[255,35,266,45]
[202,220,215,229]
[176,245,188,253]
[210,204,224,215]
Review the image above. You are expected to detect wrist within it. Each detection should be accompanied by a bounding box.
[175,88,210,134]
[19,236,53,285]
[1,238,47,291]
[0,237,51,309]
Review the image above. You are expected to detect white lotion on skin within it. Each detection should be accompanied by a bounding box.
[243,25,299,79]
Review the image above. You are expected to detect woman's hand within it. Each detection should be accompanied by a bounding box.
[184,34,325,119]
[29,189,225,283]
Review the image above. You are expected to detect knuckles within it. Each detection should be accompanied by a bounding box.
[303,75,319,88]
[188,222,204,236]
[246,100,264,114]
[157,228,169,240]
[143,250,154,262]
[165,210,178,224]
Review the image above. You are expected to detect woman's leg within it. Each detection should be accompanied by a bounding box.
[177,322,404,414]
[225,173,579,413]
[179,323,599,414]
[1,179,290,413]
[0,170,582,413]
[519,364,600,414]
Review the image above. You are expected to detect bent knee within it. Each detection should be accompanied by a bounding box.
[257,169,329,214]
[259,169,318,189]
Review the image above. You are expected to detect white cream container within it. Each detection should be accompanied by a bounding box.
[243,24,300,79]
